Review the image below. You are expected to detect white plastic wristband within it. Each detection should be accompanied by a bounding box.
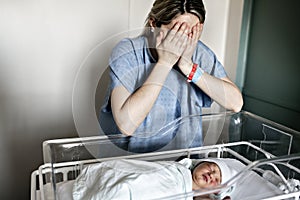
[191,67,204,83]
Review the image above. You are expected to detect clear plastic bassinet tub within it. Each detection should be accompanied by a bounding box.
[31,111,300,200]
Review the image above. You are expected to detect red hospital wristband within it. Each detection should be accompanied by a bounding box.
[187,63,198,82]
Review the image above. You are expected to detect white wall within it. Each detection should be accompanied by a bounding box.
[0,0,243,198]
[203,0,244,81]
[0,1,132,198]
[201,0,244,115]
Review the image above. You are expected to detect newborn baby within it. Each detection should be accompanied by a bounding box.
[73,158,239,200]
[193,161,222,189]
[180,158,239,199]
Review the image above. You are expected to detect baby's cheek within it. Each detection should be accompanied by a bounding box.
[211,181,218,187]
[197,179,208,188]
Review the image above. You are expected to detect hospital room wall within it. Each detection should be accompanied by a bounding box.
[0,0,243,199]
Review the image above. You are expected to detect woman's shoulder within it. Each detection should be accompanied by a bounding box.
[109,36,147,66]
[193,40,219,66]
[113,36,146,53]
[195,40,216,57]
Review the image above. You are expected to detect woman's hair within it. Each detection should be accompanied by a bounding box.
[145,0,206,28]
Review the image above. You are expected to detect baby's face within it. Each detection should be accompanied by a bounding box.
[192,162,221,190]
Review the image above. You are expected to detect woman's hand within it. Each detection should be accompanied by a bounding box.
[178,22,203,73]
[156,22,189,68]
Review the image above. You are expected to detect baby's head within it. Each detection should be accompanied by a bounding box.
[179,157,240,199]
[190,158,238,190]
[192,160,221,189]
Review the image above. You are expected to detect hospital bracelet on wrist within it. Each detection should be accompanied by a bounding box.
[187,63,203,83]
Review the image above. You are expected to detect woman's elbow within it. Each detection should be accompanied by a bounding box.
[232,104,243,113]
[118,124,135,136]
[112,107,137,136]
[231,95,244,113]
[114,117,136,136]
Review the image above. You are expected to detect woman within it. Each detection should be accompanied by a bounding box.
[100,0,243,152]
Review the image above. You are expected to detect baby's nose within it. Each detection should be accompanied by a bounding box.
[209,173,217,182]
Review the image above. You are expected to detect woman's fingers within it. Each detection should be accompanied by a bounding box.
[165,22,188,41]
[186,22,201,49]
[177,23,200,66]
[176,24,190,48]
[156,30,164,48]
[156,22,191,66]
[173,23,190,55]
[173,23,188,41]
[193,23,202,41]
[161,23,189,51]
[164,22,180,43]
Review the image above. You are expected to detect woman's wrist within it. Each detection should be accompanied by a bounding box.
[186,63,204,83]
[156,60,174,69]
[179,60,194,75]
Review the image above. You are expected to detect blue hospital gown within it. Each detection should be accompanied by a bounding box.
[100,36,227,153]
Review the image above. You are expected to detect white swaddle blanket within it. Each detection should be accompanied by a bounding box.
[72,159,193,200]
[42,158,285,200]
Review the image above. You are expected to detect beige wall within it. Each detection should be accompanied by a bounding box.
[203,0,244,81]
[0,0,243,199]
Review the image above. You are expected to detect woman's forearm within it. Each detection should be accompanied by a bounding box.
[179,61,243,112]
[111,62,172,136]
[195,72,243,112]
